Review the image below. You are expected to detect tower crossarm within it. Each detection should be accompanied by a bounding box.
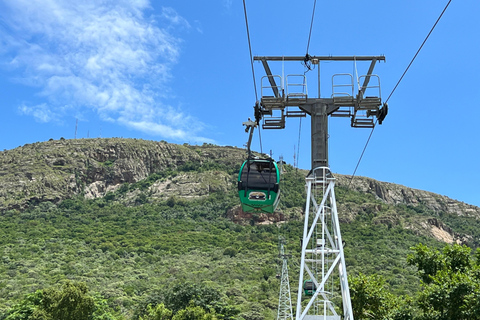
[254,55,385,62]
[255,55,387,134]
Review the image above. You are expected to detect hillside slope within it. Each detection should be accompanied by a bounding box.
[0,139,244,211]
[1,138,480,319]
[336,175,479,217]
[1,138,478,218]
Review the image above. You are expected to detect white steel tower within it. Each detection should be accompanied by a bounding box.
[252,55,387,320]
[277,239,294,320]
[296,167,350,320]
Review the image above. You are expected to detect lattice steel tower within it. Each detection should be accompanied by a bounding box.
[277,238,294,320]
[253,55,387,320]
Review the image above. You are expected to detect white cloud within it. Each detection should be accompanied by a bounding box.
[120,118,215,144]
[223,0,234,12]
[193,20,204,34]
[161,7,191,30]
[19,103,57,123]
[0,0,211,143]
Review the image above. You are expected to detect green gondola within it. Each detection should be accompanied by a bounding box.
[237,158,280,214]
[303,280,316,296]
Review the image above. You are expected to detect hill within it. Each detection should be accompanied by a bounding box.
[0,138,244,211]
[1,138,479,319]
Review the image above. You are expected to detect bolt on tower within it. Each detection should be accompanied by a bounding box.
[253,55,387,320]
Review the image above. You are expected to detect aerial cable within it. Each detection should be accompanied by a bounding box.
[345,0,452,190]
[243,0,265,156]
[385,0,452,104]
[346,120,377,190]
[305,0,317,55]
[296,118,302,171]
[303,0,317,71]
[258,128,263,155]
[242,0,258,102]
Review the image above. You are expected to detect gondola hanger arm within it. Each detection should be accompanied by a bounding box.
[242,118,257,157]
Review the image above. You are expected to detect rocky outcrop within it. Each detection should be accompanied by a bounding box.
[1,137,479,227]
[148,171,232,200]
[404,217,472,245]
[226,205,288,225]
[0,138,246,211]
[335,174,480,217]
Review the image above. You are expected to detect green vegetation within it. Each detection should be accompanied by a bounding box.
[407,243,480,319]
[0,187,281,319]
[349,273,395,320]
[2,281,115,320]
[348,243,480,320]
[0,140,479,319]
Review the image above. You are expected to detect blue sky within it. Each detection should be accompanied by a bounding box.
[1,0,479,207]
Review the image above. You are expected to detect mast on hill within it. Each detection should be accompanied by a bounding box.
[254,55,387,320]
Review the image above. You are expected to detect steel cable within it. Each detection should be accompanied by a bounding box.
[346,0,453,190]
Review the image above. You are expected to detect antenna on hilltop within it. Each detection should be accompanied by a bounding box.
[75,119,78,139]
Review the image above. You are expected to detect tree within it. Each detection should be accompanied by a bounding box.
[388,296,417,320]
[2,290,43,320]
[163,283,239,320]
[416,269,476,320]
[172,304,217,320]
[408,243,480,320]
[406,243,444,284]
[41,281,95,320]
[349,273,394,320]
[140,304,173,320]
[164,283,221,313]
[1,282,117,320]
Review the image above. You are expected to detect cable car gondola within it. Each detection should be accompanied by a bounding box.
[303,280,316,296]
[237,158,280,214]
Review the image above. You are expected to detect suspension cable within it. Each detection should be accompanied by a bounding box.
[243,0,264,156]
[385,0,452,104]
[302,0,318,71]
[346,120,377,189]
[296,118,302,170]
[258,127,263,154]
[298,1,316,164]
[242,0,258,102]
[306,0,318,55]
[346,0,452,189]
